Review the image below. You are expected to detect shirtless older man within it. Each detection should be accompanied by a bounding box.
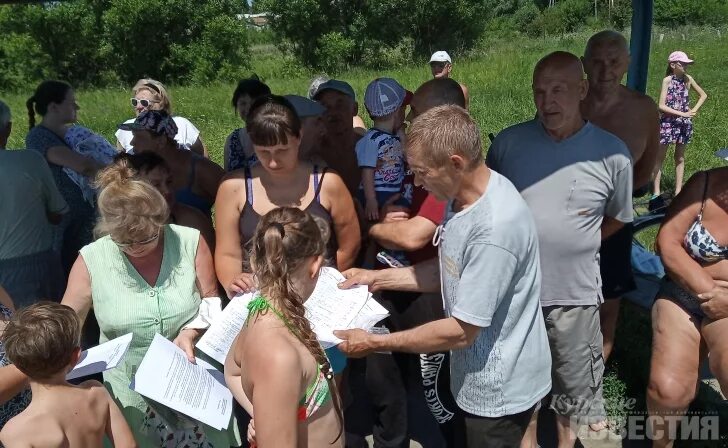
[581,30,661,363]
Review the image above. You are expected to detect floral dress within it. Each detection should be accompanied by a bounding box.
[225,128,258,172]
[0,304,31,430]
[659,75,693,145]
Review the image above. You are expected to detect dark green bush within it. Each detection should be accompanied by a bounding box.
[0,2,106,90]
[315,32,356,74]
[654,0,728,27]
[540,0,593,35]
[103,0,250,84]
[0,0,251,91]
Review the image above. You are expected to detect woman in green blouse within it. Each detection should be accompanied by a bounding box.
[62,158,238,447]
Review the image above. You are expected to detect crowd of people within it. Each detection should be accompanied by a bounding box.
[0,28,722,448]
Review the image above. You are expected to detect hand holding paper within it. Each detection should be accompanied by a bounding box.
[304,267,389,348]
[196,292,255,364]
[133,334,233,430]
[66,333,133,380]
[196,268,389,360]
[333,328,381,358]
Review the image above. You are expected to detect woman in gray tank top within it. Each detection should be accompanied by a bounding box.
[214,95,360,299]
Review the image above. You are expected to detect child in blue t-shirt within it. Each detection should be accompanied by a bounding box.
[357,78,409,221]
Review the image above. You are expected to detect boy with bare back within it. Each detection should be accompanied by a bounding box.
[0,302,136,448]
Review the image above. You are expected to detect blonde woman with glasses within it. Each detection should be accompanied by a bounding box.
[62,159,239,447]
[116,78,207,157]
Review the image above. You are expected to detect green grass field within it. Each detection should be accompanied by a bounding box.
[3,26,727,191]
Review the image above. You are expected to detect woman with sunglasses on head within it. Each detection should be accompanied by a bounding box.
[116,78,207,157]
[118,110,223,219]
[25,80,103,275]
[61,159,239,447]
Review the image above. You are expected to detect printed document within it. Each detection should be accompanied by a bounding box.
[133,334,233,430]
[197,292,255,364]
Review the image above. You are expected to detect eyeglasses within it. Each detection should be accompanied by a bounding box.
[112,231,160,248]
[131,98,160,108]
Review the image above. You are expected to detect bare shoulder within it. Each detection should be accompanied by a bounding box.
[0,411,54,447]
[218,171,247,194]
[0,413,29,443]
[244,326,300,375]
[78,380,113,407]
[459,82,469,95]
[78,379,109,395]
[620,86,657,109]
[320,168,347,192]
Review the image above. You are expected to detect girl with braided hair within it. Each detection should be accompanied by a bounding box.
[224,207,344,447]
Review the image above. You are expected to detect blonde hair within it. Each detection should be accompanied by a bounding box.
[406,104,482,168]
[95,156,169,243]
[250,207,342,439]
[132,78,172,114]
[3,302,81,380]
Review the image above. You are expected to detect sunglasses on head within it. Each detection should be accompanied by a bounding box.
[131,98,160,108]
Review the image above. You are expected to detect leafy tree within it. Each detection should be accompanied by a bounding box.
[259,0,488,71]
[0,0,251,91]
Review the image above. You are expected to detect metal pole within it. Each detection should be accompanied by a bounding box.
[627,0,654,93]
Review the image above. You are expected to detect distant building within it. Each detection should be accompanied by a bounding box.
[237,12,270,29]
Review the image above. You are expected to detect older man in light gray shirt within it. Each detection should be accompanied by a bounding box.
[487,51,633,448]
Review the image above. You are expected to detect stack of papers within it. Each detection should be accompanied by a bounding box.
[133,334,233,430]
[197,267,389,361]
[305,267,389,348]
[66,333,133,380]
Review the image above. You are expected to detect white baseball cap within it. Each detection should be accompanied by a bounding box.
[429,51,452,64]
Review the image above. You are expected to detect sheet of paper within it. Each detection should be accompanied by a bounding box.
[66,333,133,380]
[196,293,255,364]
[133,334,233,430]
[350,297,390,330]
[305,267,372,348]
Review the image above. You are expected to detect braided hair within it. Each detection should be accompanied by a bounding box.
[250,207,343,440]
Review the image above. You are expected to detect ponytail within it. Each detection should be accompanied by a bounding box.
[251,208,342,441]
[27,80,73,130]
[26,96,36,130]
